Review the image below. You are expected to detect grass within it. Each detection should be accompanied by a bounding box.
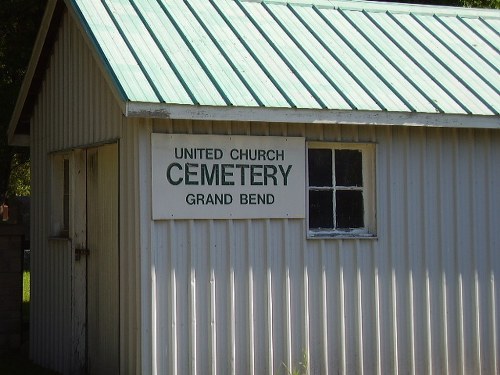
[282,352,308,375]
[23,271,30,322]
[23,271,30,303]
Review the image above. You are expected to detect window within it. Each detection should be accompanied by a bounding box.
[51,154,72,238]
[307,143,376,238]
[63,159,70,235]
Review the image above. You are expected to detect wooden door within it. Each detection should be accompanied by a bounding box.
[86,143,119,374]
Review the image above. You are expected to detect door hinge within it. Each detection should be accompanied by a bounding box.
[75,248,90,261]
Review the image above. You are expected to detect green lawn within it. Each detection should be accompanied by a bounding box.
[23,271,30,303]
[23,271,30,322]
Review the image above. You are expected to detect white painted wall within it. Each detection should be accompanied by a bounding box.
[144,119,500,375]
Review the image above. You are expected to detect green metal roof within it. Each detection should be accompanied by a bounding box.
[7,0,500,145]
[70,0,500,116]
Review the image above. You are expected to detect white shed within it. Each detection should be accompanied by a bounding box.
[8,0,500,374]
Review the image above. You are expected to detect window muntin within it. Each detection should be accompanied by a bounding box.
[307,143,375,238]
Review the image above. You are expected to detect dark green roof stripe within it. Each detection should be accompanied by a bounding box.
[388,12,498,115]
[69,0,129,101]
[184,0,264,107]
[236,1,328,109]
[209,0,296,108]
[316,7,416,112]
[292,6,386,111]
[156,0,232,106]
[339,9,443,113]
[434,15,499,76]
[267,3,357,110]
[101,0,164,102]
[364,10,472,115]
[457,16,500,56]
[411,14,499,98]
[129,0,199,105]
[479,17,500,38]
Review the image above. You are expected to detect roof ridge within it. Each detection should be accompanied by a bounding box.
[241,0,500,18]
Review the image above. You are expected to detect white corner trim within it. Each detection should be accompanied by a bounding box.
[126,102,500,129]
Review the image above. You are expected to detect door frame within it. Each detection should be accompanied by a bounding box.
[71,148,88,374]
[69,142,120,374]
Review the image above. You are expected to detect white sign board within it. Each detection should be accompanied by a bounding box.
[152,134,305,219]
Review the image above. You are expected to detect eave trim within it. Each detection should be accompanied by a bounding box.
[126,102,500,129]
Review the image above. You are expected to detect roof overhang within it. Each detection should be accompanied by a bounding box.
[126,102,500,129]
[7,0,64,146]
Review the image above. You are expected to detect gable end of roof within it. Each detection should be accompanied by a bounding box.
[7,0,65,146]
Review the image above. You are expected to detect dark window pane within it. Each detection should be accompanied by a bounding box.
[309,190,333,229]
[63,159,70,235]
[336,190,364,228]
[335,149,363,187]
[308,149,332,187]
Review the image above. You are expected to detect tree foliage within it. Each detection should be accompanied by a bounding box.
[461,0,500,7]
[0,0,46,200]
[8,154,31,197]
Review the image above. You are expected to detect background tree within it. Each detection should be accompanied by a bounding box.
[0,0,46,202]
[460,0,499,6]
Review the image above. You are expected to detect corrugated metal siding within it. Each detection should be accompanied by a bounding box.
[29,239,72,373]
[72,0,500,116]
[120,118,148,375]
[29,10,140,374]
[146,119,500,374]
[86,144,119,375]
[33,10,122,153]
[120,117,156,375]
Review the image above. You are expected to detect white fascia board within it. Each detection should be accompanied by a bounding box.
[126,102,500,130]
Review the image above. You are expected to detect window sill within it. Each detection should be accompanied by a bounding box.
[307,229,377,240]
[48,236,71,241]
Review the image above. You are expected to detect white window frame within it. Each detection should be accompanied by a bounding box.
[307,142,376,239]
